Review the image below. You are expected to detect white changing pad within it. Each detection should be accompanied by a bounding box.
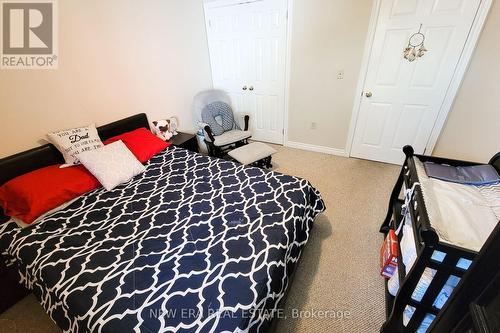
[414,159,499,252]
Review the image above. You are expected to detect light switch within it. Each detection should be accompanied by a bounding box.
[337,70,344,80]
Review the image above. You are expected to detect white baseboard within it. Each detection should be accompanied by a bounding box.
[285,141,348,157]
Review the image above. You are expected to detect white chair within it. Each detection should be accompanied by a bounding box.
[192,90,251,157]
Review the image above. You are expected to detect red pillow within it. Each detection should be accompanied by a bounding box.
[104,127,170,163]
[0,165,100,225]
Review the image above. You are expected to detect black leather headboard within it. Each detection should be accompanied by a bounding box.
[0,113,150,186]
[97,113,150,142]
[490,152,500,173]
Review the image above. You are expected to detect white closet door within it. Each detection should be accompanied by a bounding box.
[204,0,288,144]
[350,0,481,164]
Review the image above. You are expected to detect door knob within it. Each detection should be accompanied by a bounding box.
[365,91,373,98]
[249,86,254,91]
[242,86,247,91]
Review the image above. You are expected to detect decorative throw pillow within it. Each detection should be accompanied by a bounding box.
[78,140,146,191]
[47,124,104,167]
[0,164,100,225]
[104,127,170,163]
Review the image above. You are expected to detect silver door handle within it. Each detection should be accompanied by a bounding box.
[365,91,373,98]
[249,86,254,91]
[242,86,247,91]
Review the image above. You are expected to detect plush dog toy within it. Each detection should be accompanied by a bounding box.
[152,117,179,141]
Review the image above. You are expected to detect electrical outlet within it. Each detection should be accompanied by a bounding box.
[310,122,317,130]
[337,70,344,80]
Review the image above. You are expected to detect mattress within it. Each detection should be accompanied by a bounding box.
[414,158,499,251]
[0,147,325,333]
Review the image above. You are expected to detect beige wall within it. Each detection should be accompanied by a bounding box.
[433,0,500,163]
[287,0,500,160]
[1,0,497,162]
[1,0,373,158]
[287,0,372,151]
[0,0,212,158]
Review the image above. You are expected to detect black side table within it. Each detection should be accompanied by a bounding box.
[167,132,199,153]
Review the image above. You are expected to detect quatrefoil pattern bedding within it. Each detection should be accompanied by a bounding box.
[0,147,325,333]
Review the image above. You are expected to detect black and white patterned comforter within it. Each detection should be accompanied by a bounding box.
[0,147,325,333]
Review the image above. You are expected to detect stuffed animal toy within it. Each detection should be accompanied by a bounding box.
[152,119,172,140]
[152,117,179,141]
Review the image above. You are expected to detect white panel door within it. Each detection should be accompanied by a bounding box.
[204,0,288,144]
[351,0,481,164]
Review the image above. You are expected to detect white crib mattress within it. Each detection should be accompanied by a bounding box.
[414,158,500,252]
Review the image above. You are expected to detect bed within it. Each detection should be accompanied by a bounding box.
[0,114,325,333]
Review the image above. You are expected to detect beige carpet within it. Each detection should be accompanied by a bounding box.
[0,145,399,333]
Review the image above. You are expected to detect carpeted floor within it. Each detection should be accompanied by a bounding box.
[0,145,399,333]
